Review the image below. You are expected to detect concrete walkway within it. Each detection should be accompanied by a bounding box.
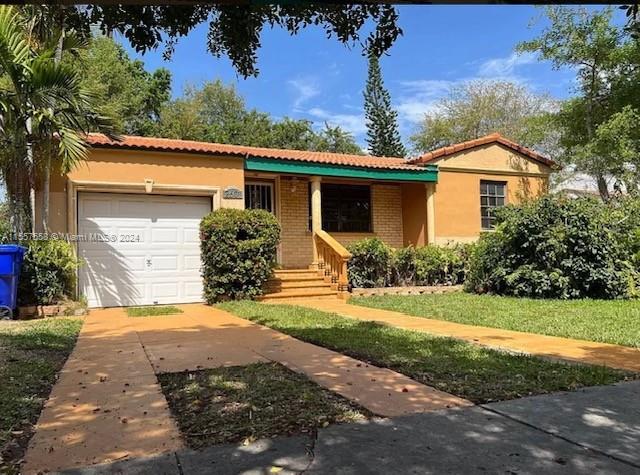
[291,299,640,372]
[60,381,640,474]
[24,304,468,474]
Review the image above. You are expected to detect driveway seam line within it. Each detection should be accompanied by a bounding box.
[480,404,640,470]
[173,451,184,475]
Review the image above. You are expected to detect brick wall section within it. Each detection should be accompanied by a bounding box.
[280,177,314,268]
[371,184,404,248]
[279,179,404,268]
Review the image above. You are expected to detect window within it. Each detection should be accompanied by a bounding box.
[480,180,506,230]
[245,182,274,213]
[310,183,372,233]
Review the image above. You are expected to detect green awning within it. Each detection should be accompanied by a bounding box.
[245,157,438,182]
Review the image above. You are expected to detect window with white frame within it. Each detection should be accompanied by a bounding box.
[480,180,506,230]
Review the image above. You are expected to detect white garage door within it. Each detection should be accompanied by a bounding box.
[78,192,212,308]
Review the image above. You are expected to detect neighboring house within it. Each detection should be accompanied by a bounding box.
[36,132,557,307]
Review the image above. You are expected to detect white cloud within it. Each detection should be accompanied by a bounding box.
[395,52,538,125]
[306,107,367,136]
[477,52,536,80]
[288,76,321,110]
[396,79,454,124]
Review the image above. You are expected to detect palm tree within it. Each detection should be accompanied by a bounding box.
[0,5,114,233]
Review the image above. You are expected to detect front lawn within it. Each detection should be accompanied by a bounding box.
[350,293,640,348]
[158,362,369,449]
[0,318,82,474]
[218,301,633,404]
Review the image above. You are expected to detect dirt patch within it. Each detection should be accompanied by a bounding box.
[158,362,371,449]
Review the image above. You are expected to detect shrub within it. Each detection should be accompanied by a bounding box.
[414,244,469,286]
[347,237,392,288]
[348,238,470,288]
[19,239,79,305]
[465,195,639,299]
[200,208,280,303]
[391,246,417,286]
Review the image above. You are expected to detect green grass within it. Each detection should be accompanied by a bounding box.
[0,318,82,474]
[158,362,369,449]
[126,305,184,317]
[219,301,634,405]
[350,293,640,348]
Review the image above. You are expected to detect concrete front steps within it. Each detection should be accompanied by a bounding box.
[259,269,341,302]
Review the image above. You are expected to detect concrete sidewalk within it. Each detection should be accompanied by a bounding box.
[60,381,640,474]
[292,299,640,372]
[24,305,468,474]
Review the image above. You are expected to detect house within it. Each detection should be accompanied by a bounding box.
[36,132,557,307]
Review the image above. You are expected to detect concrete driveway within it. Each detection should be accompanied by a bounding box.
[23,304,469,474]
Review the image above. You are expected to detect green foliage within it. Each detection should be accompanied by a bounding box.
[519,6,640,199]
[155,80,363,154]
[200,208,280,302]
[391,246,417,286]
[18,240,79,305]
[363,54,406,157]
[409,80,558,157]
[466,196,640,299]
[414,245,469,286]
[347,238,393,288]
[347,238,470,288]
[73,5,401,78]
[78,36,171,135]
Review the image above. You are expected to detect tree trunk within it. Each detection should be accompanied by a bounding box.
[41,156,51,232]
[26,117,36,233]
[596,174,610,201]
[42,8,65,232]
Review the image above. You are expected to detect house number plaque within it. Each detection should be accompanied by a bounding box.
[223,187,243,199]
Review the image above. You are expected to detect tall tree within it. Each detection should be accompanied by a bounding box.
[518,6,624,199]
[409,80,558,156]
[0,6,113,232]
[78,36,171,135]
[363,54,406,157]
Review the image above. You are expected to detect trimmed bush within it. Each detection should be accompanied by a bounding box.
[200,208,280,303]
[392,246,417,286]
[19,239,79,305]
[347,237,392,288]
[348,238,471,288]
[465,196,640,299]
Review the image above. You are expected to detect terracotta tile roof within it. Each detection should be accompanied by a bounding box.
[408,133,559,168]
[86,134,427,171]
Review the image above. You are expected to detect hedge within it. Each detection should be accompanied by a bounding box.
[465,195,640,299]
[347,237,471,288]
[200,208,280,302]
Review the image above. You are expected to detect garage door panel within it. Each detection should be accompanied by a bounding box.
[78,192,211,307]
[183,255,201,271]
[151,227,179,243]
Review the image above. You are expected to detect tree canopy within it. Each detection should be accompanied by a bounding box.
[78,37,171,136]
[409,80,557,156]
[63,5,402,77]
[154,80,362,154]
[519,6,640,199]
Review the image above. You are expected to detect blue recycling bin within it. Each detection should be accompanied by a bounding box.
[0,244,26,316]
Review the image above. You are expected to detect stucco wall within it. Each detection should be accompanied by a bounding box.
[432,144,550,244]
[279,177,405,268]
[37,148,245,233]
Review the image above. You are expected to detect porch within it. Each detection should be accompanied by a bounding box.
[243,156,438,294]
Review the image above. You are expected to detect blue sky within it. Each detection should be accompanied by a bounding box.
[122,5,620,149]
